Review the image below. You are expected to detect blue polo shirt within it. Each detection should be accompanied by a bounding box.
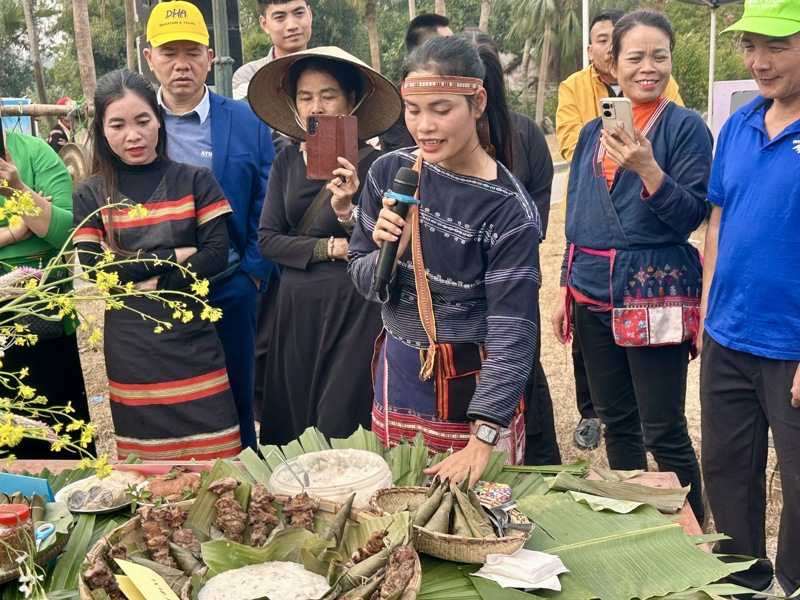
[158,87,213,171]
[705,96,800,361]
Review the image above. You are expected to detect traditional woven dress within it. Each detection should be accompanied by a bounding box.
[73,158,242,460]
[348,150,542,462]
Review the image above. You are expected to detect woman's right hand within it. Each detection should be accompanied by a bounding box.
[552,286,569,343]
[174,247,197,263]
[372,196,416,258]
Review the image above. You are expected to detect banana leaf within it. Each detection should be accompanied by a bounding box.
[518,493,754,600]
[565,491,644,514]
[339,511,411,557]
[185,459,251,542]
[550,472,689,514]
[247,428,548,497]
[201,527,332,578]
[592,467,643,481]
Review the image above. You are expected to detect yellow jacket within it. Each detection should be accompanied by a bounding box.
[555,64,683,210]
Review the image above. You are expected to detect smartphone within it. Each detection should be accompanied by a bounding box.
[600,97,635,138]
[305,114,359,181]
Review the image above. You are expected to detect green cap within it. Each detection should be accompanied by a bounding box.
[723,0,800,37]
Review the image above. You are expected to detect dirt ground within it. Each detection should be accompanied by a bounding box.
[75,134,783,591]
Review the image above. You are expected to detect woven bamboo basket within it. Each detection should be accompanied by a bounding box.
[369,486,532,564]
[79,497,421,600]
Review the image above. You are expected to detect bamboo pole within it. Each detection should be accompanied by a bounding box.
[0,104,95,118]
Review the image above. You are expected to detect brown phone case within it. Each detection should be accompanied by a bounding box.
[305,114,359,180]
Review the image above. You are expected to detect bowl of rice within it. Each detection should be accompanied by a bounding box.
[269,449,392,509]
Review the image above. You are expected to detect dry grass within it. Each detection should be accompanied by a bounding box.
[74,134,782,590]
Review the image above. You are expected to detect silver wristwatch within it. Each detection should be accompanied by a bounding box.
[474,423,500,446]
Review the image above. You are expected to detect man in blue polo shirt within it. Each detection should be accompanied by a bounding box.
[144,0,277,451]
[699,0,800,595]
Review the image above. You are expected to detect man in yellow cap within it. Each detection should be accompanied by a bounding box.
[700,0,800,595]
[143,0,278,452]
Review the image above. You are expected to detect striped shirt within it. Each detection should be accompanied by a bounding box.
[348,150,542,427]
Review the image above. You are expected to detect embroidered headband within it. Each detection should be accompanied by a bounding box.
[401,76,484,98]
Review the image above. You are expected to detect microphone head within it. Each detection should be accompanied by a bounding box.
[393,167,419,197]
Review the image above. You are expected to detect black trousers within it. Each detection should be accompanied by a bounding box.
[700,334,800,595]
[524,307,562,465]
[574,304,704,523]
[572,311,597,420]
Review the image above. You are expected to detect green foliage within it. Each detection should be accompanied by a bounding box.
[665,1,750,112]
[48,0,130,101]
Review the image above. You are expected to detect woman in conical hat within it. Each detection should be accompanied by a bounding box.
[249,47,402,444]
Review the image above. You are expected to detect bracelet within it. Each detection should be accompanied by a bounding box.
[337,210,355,224]
[7,228,17,243]
[327,236,335,261]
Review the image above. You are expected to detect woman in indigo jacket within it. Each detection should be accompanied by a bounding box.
[552,10,712,523]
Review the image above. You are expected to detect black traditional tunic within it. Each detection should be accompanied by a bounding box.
[73,158,242,460]
[258,144,383,442]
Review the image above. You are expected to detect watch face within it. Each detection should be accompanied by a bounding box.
[477,424,499,445]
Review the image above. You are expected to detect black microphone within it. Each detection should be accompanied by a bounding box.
[372,167,420,294]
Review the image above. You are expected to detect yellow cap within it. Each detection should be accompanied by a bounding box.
[146,1,209,48]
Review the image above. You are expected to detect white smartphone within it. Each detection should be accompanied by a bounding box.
[600,97,635,138]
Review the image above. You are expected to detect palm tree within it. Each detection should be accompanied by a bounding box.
[408,0,415,20]
[505,0,556,124]
[73,0,97,99]
[22,0,49,109]
[343,0,381,71]
[479,0,491,32]
[124,0,135,70]
[434,0,445,16]
[0,0,25,85]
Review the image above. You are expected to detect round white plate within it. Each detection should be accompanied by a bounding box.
[55,477,132,514]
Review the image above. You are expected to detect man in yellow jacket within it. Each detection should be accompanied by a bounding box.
[555,8,683,451]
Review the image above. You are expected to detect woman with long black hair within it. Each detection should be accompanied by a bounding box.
[73,69,241,460]
[349,36,542,486]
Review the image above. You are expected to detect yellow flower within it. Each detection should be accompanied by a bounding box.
[128,204,149,219]
[191,279,210,297]
[18,385,36,400]
[80,423,96,449]
[0,416,25,448]
[153,325,164,334]
[94,454,112,478]
[88,328,103,344]
[18,367,28,379]
[201,306,223,322]
[66,419,84,432]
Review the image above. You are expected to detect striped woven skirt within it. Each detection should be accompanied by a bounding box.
[372,333,525,462]
[104,295,242,461]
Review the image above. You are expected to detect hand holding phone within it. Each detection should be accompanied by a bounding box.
[305,114,359,181]
[600,97,635,138]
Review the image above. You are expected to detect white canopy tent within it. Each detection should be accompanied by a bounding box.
[581,0,744,124]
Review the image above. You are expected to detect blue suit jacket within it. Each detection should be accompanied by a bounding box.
[209,91,277,289]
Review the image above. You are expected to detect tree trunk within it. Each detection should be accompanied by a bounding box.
[534,15,551,125]
[22,0,53,127]
[434,0,446,16]
[521,36,532,104]
[73,0,97,100]
[408,0,415,21]
[124,0,136,70]
[365,0,381,72]
[479,0,491,32]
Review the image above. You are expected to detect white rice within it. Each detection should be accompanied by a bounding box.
[197,561,330,600]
